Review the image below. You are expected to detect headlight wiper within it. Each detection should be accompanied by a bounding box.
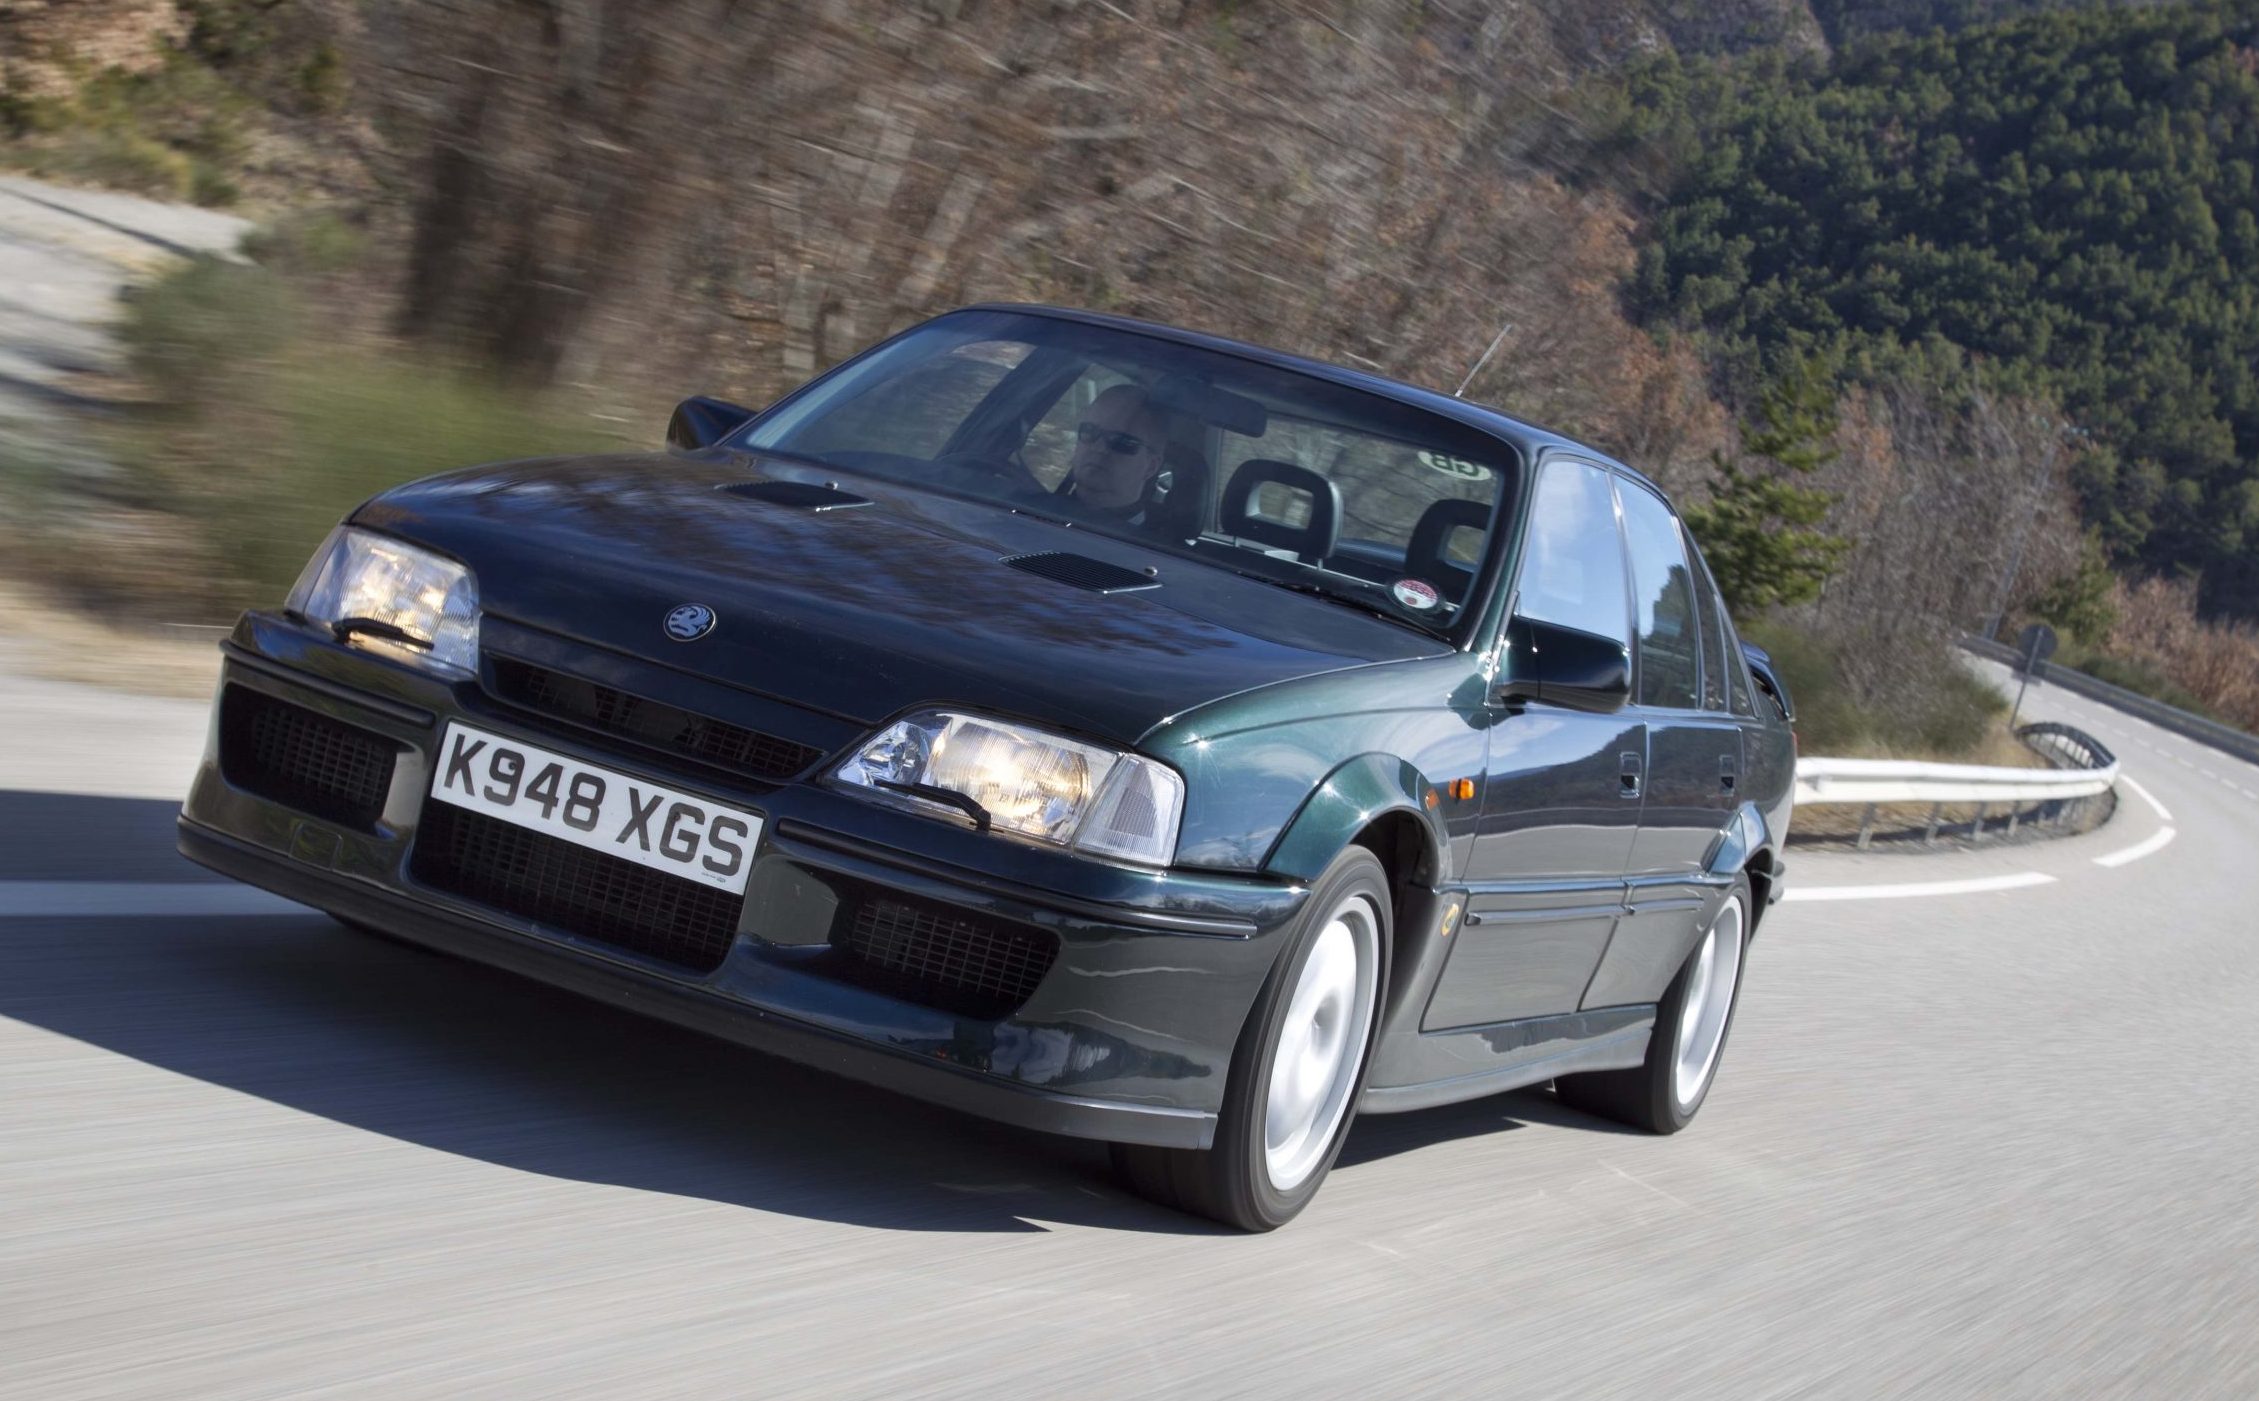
[873,779,992,832]
[332,616,433,650]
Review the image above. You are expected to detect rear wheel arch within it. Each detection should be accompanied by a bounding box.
[1708,800,1779,935]
[1743,847,1776,932]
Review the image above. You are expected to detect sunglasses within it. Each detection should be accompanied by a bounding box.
[1075,422,1151,456]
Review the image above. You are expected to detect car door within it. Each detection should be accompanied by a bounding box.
[1583,477,1740,1008]
[1428,456,1642,1031]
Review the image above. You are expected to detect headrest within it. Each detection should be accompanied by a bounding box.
[1406,498,1491,601]
[1221,459,1342,562]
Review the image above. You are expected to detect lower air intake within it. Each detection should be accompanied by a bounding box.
[218,686,396,828]
[835,887,1058,1020]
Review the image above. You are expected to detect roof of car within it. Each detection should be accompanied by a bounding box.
[964,302,1666,498]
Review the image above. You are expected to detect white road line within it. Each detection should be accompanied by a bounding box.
[2118,774,2174,822]
[2092,827,2177,868]
[0,882,309,918]
[1782,872,2057,903]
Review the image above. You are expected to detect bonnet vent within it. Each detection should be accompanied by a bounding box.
[720,480,872,511]
[1000,551,1160,594]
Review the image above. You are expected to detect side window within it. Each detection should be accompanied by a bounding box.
[1689,532,1730,711]
[1726,625,1756,717]
[792,340,1029,461]
[1700,551,1758,716]
[1616,478,1700,710]
[1513,459,1630,646]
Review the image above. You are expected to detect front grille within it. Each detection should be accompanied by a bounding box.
[488,658,825,782]
[412,803,741,973]
[218,686,395,827]
[999,551,1160,594]
[833,886,1058,1020]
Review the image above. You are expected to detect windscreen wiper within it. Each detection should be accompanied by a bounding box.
[1221,569,1452,640]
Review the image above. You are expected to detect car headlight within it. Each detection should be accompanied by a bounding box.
[287,527,479,675]
[834,710,1184,866]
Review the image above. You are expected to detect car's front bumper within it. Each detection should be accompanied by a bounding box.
[178,611,1312,1150]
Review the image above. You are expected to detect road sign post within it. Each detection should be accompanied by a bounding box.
[2009,623,2058,729]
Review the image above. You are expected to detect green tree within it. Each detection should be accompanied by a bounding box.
[1683,352,1851,611]
[2030,531,2119,645]
[1626,2,2259,618]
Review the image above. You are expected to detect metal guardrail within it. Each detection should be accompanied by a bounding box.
[1961,635,2259,767]
[1793,754,2116,806]
[1794,721,2118,848]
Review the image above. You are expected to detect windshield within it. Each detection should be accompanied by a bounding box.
[736,309,1518,641]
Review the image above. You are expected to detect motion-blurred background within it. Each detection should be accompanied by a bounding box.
[3,0,2256,755]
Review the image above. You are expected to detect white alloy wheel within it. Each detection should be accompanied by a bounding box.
[1671,895,1746,1109]
[1263,890,1382,1193]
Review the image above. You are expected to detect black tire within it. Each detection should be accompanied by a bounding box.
[1111,846,1392,1231]
[1556,874,1752,1134]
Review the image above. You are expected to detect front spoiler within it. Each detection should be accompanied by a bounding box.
[179,818,1217,1150]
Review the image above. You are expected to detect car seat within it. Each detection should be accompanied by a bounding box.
[1405,498,1491,603]
[1220,459,1341,565]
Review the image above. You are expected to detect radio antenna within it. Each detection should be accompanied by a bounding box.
[1454,322,1515,399]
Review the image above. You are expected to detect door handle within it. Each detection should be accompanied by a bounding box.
[1619,751,1643,799]
[1719,755,1738,794]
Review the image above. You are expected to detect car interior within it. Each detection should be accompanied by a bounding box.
[761,324,1515,633]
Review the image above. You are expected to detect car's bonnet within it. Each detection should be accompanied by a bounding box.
[354,453,1446,747]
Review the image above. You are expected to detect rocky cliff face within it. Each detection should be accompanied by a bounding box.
[363,1,1841,477]
[0,0,186,100]
[2,1,1828,480]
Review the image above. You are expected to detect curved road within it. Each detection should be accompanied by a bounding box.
[2,647,2253,1397]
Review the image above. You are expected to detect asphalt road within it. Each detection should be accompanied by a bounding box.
[2,651,2254,1398]
[0,175,247,430]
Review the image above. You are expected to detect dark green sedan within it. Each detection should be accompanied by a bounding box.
[179,305,1795,1230]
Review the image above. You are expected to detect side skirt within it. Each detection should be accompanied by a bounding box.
[1358,1005,1654,1115]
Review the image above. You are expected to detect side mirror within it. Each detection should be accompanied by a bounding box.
[1740,640,1795,723]
[666,395,758,451]
[1497,615,1631,714]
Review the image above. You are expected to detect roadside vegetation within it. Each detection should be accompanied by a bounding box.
[4,0,2254,754]
[1591,0,2259,752]
[0,222,632,620]
[2060,577,2259,730]
[1619,2,2259,620]
[0,0,350,206]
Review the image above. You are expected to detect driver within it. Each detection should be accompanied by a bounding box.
[1060,384,1169,522]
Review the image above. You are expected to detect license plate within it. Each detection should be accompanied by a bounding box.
[428,722,761,894]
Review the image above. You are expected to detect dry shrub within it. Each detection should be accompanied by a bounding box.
[1746,374,2086,745]
[2104,578,2259,730]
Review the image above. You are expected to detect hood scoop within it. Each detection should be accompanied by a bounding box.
[1001,551,1160,595]
[720,479,873,511]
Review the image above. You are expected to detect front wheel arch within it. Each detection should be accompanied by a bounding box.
[1263,753,1450,886]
